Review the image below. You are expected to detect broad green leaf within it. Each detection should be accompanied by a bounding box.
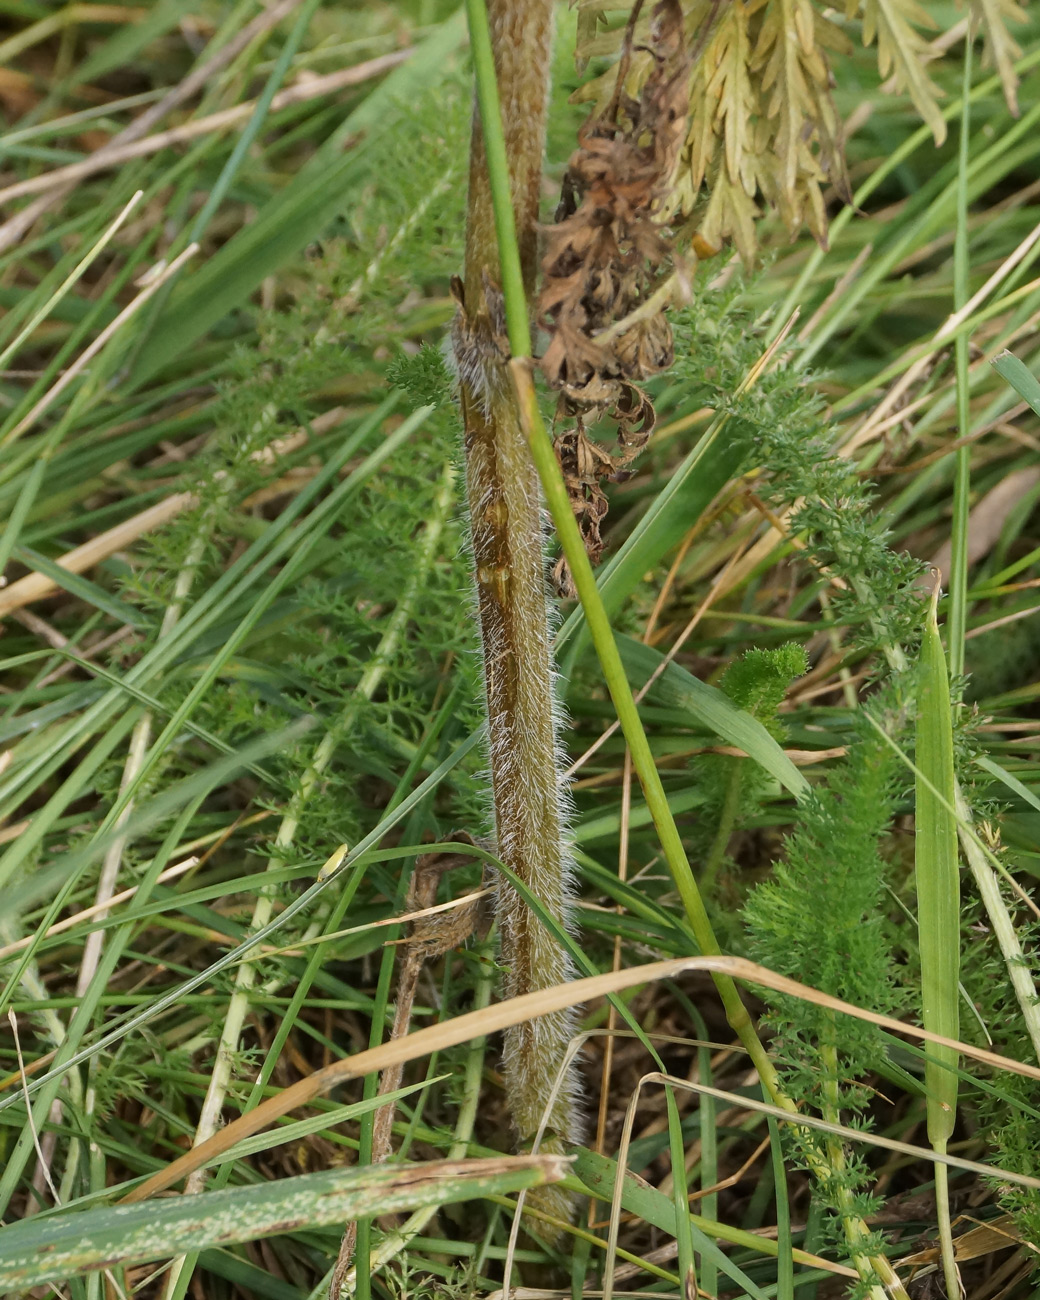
[992,348,1040,418]
[915,592,960,1147]
[615,634,809,800]
[0,1157,562,1288]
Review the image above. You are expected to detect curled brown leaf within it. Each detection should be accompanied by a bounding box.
[538,0,691,588]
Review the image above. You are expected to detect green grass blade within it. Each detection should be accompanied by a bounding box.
[572,1146,788,1295]
[12,545,152,628]
[916,591,961,1143]
[67,0,199,89]
[0,731,482,1116]
[0,1157,564,1289]
[127,14,466,388]
[976,754,1040,814]
[992,348,1040,417]
[915,586,961,1297]
[557,426,748,674]
[616,635,809,800]
[768,1116,794,1300]
[947,33,974,680]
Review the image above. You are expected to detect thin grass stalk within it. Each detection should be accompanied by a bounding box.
[955,787,1040,1064]
[323,945,495,1299]
[948,29,975,677]
[0,191,141,372]
[0,925,84,1214]
[768,1115,794,1300]
[0,242,199,448]
[456,0,580,1227]
[466,1,907,1290]
[0,787,202,1221]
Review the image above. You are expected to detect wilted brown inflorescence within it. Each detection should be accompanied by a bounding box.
[539,0,691,591]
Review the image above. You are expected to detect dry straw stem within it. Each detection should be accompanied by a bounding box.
[0,403,342,621]
[0,189,143,374]
[0,53,408,207]
[0,492,196,620]
[119,953,1040,1205]
[1,241,200,448]
[0,856,199,963]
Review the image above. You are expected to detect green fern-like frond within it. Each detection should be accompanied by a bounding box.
[851,0,946,143]
[972,0,1027,113]
[571,0,1026,260]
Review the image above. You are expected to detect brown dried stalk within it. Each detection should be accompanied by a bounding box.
[451,0,581,1236]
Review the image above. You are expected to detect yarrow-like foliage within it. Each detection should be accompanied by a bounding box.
[571,0,1024,261]
[672,284,925,652]
[743,683,909,1245]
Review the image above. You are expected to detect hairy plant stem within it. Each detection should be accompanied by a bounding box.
[457,0,579,1220]
[465,3,910,1290]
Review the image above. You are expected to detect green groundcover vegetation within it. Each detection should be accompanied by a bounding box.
[0,2,1039,1298]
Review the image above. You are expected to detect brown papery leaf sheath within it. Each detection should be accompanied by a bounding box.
[539,0,691,591]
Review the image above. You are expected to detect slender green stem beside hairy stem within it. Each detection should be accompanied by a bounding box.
[466,4,911,1290]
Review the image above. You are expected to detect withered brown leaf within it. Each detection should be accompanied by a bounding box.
[538,0,690,589]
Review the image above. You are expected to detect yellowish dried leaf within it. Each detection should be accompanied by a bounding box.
[973,0,1026,115]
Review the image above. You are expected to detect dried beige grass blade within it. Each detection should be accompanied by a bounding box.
[0,493,196,620]
[0,54,408,207]
[120,953,1040,1205]
[0,0,299,254]
[2,242,199,447]
[0,857,198,962]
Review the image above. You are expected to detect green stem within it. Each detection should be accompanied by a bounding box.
[462,0,528,353]
[820,1026,887,1294]
[701,760,744,897]
[948,30,974,679]
[934,1158,959,1300]
[468,0,778,1097]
